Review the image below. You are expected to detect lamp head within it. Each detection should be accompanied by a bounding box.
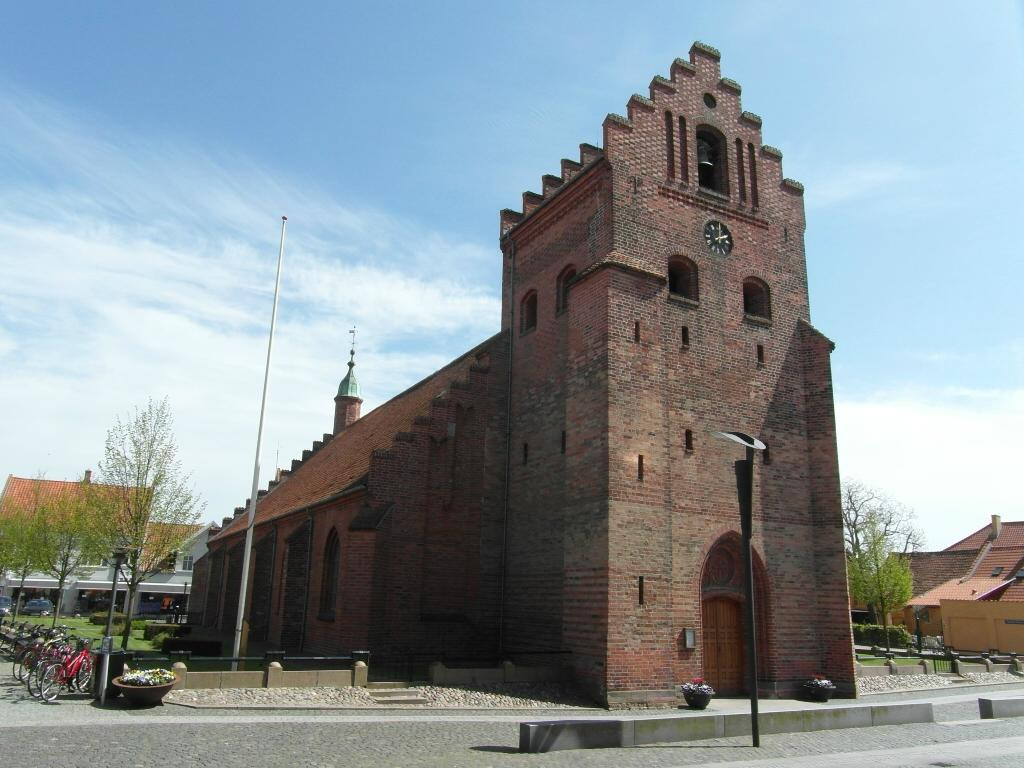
[711,431,766,451]
[111,547,129,567]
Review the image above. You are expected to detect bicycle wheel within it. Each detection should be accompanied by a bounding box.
[14,648,35,683]
[26,659,47,698]
[39,662,62,703]
[74,655,93,692]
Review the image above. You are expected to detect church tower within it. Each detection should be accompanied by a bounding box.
[498,42,853,704]
[334,342,362,434]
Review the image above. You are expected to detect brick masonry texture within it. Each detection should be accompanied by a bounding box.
[194,42,853,704]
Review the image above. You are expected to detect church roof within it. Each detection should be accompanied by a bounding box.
[944,520,1024,551]
[212,333,499,541]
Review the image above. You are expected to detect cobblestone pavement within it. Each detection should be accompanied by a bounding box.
[2,677,1023,768]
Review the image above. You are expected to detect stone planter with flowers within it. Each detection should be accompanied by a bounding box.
[801,674,836,702]
[113,668,178,706]
[680,677,715,709]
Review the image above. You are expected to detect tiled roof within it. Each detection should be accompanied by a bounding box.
[994,581,1024,602]
[945,520,1024,551]
[907,577,1009,606]
[975,547,1024,579]
[0,475,115,516]
[211,335,498,542]
[906,550,979,594]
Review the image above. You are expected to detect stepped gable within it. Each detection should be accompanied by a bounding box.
[211,333,498,540]
[500,41,799,239]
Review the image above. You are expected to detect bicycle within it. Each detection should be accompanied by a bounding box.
[38,639,93,702]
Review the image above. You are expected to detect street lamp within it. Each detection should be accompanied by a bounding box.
[712,430,766,748]
[104,547,129,639]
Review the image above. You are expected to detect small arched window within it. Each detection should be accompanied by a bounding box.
[667,257,698,302]
[319,528,339,619]
[520,290,538,333]
[556,266,576,314]
[696,127,728,195]
[742,278,771,320]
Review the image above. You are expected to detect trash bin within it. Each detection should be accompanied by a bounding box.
[92,648,130,700]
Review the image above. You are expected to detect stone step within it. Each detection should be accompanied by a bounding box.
[369,688,419,698]
[371,696,428,706]
[367,681,410,690]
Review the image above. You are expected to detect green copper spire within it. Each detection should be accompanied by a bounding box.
[337,328,361,399]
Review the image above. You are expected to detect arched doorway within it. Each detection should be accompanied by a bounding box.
[699,534,768,695]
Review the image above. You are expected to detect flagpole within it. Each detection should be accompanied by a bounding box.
[232,215,287,669]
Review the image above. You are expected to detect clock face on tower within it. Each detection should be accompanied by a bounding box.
[703,220,733,255]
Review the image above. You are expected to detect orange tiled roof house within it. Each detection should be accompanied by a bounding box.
[900,515,1024,652]
[191,43,854,705]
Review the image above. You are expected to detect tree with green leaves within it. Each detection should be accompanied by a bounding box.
[98,397,204,648]
[842,481,921,651]
[35,474,113,626]
[0,482,47,620]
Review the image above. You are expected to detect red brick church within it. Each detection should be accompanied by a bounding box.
[192,42,854,704]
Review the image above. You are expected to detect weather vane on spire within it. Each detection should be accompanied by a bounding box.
[349,326,357,357]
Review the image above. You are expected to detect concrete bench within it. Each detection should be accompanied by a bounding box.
[519,702,934,753]
[979,697,1024,719]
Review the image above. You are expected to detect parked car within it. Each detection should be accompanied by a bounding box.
[21,598,54,616]
[0,596,11,617]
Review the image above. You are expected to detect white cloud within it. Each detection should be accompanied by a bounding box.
[0,87,501,522]
[837,386,1024,550]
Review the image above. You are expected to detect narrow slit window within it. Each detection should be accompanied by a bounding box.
[556,265,576,314]
[679,116,689,184]
[747,143,759,208]
[665,111,675,180]
[638,576,646,605]
[522,442,529,465]
[736,138,747,202]
[757,344,765,366]
[560,430,566,454]
[637,454,644,481]
[762,444,772,465]
[520,291,538,333]
[634,320,641,342]
[681,325,690,348]
[685,429,694,452]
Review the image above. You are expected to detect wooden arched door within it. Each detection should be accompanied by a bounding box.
[702,597,744,694]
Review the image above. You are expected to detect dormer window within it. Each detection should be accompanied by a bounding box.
[991,566,1004,577]
[696,127,728,195]
[668,256,699,303]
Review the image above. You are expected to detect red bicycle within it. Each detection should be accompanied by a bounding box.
[38,639,93,702]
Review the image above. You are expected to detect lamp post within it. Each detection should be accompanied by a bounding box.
[99,547,129,705]
[712,430,766,748]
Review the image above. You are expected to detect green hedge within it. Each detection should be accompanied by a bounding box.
[90,611,126,625]
[853,623,912,648]
[143,623,183,641]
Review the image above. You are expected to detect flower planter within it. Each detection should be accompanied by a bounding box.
[802,685,835,703]
[112,676,176,706]
[683,691,712,710]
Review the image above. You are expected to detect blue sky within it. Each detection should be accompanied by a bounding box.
[1,1,1022,548]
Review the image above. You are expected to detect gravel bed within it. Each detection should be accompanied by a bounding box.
[167,686,377,708]
[409,683,593,708]
[166,682,594,709]
[857,672,1021,694]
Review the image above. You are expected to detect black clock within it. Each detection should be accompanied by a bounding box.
[704,220,733,255]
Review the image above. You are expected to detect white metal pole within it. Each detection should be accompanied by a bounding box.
[231,216,287,669]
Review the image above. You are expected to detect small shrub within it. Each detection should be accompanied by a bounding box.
[131,619,148,630]
[853,623,911,648]
[90,611,126,626]
[144,623,182,641]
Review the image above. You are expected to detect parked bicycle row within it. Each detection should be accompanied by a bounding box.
[1,617,93,702]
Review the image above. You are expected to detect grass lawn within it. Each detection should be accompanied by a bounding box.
[48,616,163,652]
[856,657,923,666]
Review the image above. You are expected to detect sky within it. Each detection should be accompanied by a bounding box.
[1,1,1022,550]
